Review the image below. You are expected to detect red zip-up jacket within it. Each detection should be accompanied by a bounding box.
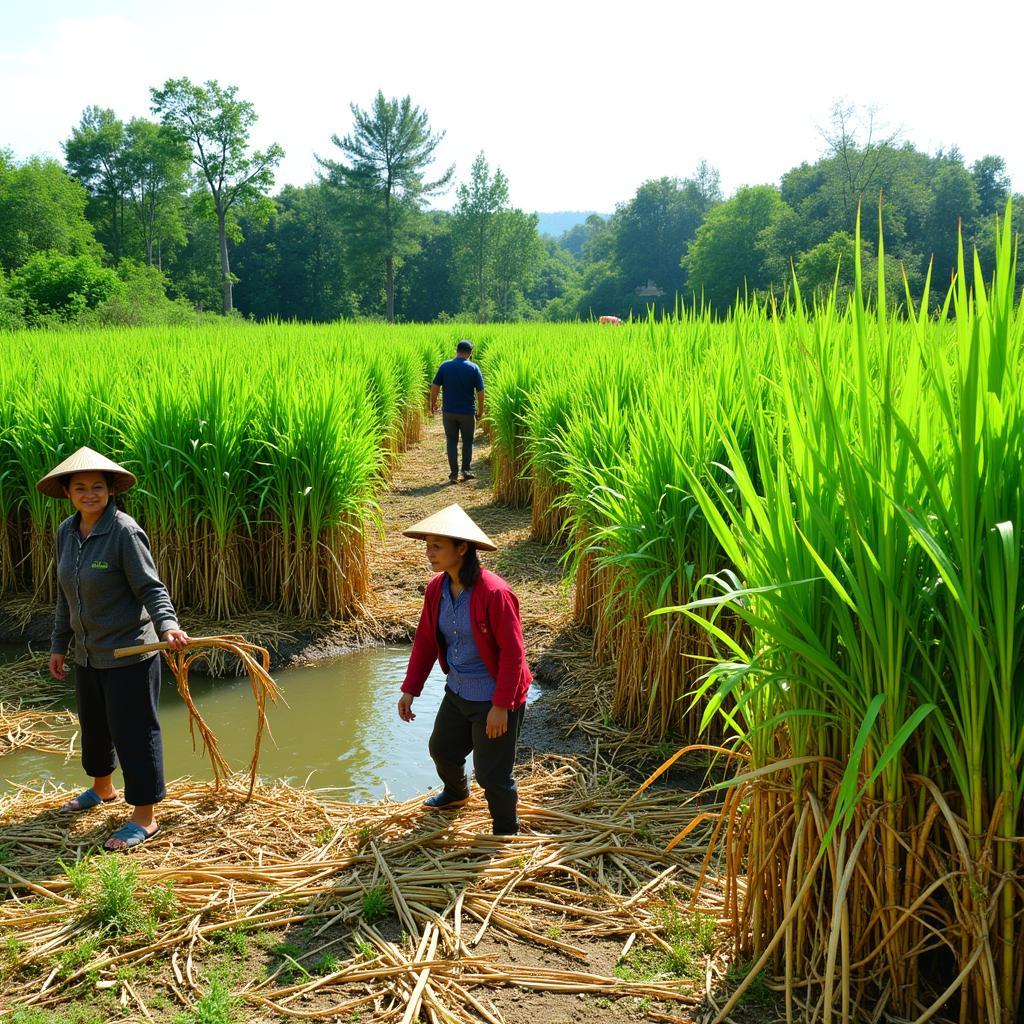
[401,568,532,710]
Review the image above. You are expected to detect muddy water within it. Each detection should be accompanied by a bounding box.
[1,648,537,802]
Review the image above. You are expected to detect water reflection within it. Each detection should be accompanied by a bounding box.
[1,647,537,802]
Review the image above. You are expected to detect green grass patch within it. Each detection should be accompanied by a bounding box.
[174,977,237,1024]
[361,883,391,923]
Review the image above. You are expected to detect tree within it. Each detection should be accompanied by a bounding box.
[819,101,901,223]
[122,119,189,268]
[63,106,129,263]
[317,91,451,323]
[0,153,98,272]
[528,238,582,319]
[233,183,356,322]
[683,186,789,313]
[452,152,509,320]
[394,212,460,322]
[151,78,283,314]
[492,209,543,320]
[923,162,979,287]
[972,156,1011,219]
[559,214,606,258]
[613,167,722,308]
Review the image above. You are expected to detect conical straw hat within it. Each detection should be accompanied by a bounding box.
[36,447,137,498]
[402,503,497,551]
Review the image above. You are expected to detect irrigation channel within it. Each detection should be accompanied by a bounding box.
[0,416,731,1024]
[1,648,547,802]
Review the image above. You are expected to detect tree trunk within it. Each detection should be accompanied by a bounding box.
[218,207,233,314]
[386,255,395,323]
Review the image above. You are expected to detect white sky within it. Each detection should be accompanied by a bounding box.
[2,0,1022,214]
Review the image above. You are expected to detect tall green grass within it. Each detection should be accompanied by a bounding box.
[0,324,446,618]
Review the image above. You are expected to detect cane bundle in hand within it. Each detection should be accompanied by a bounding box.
[115,635,279,798]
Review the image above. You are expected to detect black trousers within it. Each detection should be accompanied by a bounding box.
[442,413,476,477]
[75,654,166,806]
[428,687,524,834]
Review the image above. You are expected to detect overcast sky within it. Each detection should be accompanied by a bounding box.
[3,0,1022,214]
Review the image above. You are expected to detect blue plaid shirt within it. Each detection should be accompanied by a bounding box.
[439,576,497,701]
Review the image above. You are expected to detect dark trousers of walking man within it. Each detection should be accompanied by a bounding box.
[443,413,475,481]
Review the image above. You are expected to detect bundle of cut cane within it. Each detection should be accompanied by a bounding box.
[114,635,279,797]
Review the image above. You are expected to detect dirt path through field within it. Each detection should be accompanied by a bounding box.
[366,414,573,655]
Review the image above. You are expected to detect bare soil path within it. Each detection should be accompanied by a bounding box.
[366,414,573,655]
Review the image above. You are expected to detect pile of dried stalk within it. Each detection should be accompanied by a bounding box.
[0,653,77,758]
[0,758,734,1022]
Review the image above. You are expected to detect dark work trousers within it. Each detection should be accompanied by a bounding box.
[428,687,524,834]
[75,654,166,806]
[442,413,476,477]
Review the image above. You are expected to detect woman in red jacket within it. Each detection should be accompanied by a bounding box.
[397,503,531,836]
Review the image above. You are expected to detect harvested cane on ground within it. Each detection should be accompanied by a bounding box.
[114,635,280,796]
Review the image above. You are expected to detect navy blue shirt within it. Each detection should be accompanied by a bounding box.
[433,357,485,415]
[438,576,497,701]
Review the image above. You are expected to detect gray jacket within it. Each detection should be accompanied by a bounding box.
[51,501,179,668]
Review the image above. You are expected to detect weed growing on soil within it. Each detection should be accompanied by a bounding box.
[55,936,99,976]
[59,858,92,897]
[175,977,237,1024]
[313,952,339,974]
[91,856,146,935]
[361,883,391,922]
[268,941,310,984]
[355,937,374,959]
[150,880,179,921]
[60,854,156,935]
[212,928,249,958]
[725,959,772,1005]
[9,1007,105,1024]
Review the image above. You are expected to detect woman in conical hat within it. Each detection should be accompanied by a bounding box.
[38,447,189,850]
[397,503,532,836]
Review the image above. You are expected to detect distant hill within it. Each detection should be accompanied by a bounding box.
[535,211,607,238]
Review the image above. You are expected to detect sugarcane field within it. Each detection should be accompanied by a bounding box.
[1,212,1022,1024]
[3,7,1024,1022]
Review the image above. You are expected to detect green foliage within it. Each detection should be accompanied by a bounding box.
[212,927,248,958]
[91,855,146,935]
[683,185,789,312]
[60,857,93,897]
[89,261,196,326]
[151,77,283,314]
[0,153,98,272]
[9,250,120,323]
[452,151,510,320]
[361,883,391,923]
[724,959,773,1004]
[317,90,452,322]
[313,952,340,975]
[175,978,237,1024]
[56,936,99,976]
[9,1007,105,1024]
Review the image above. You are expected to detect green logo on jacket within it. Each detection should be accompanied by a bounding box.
[90,561,109,570]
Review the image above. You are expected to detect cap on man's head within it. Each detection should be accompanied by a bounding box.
[456,339,473,353]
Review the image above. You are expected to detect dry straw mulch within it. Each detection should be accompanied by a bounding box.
[0,758,730,1022]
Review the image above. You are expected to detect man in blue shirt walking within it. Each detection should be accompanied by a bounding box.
[431,340,485,483]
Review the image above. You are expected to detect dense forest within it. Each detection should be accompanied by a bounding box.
[1,84,1020,328]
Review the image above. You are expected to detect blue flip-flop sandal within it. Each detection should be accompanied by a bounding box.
[104,822,160,851]
[60,788,117,813]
